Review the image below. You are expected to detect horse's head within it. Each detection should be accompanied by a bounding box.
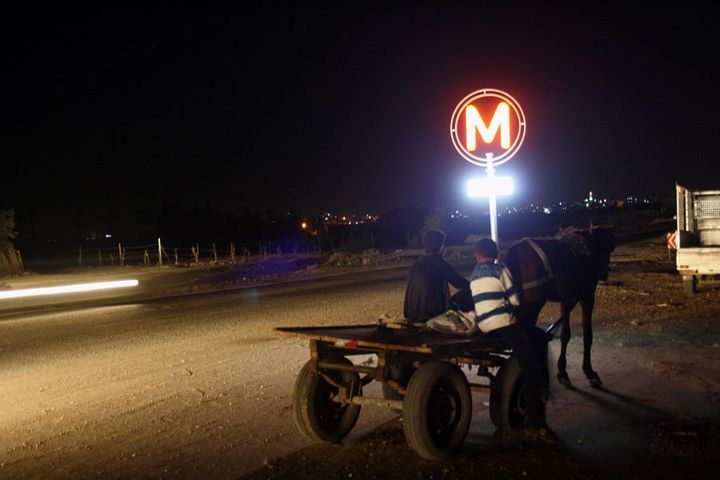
[587,225,616,281]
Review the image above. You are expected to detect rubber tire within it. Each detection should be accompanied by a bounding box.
[381,363,415,401]
[292,358,361,444]
[489,357,538,431]
[402,362,472,461]
[683,276,697,295]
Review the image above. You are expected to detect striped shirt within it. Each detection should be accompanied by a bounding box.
[470,262,519,333]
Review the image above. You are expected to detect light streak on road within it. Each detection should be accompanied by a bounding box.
[0,280,139,300]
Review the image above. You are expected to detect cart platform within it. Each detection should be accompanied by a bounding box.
[275,324,509,355]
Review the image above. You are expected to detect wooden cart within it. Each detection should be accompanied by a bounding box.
[276,323,543,461]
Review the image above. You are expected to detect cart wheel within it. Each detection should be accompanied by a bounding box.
[292,357,361,444]
[402,362,472,461]
[683,276,697,295]
[382,363,415,401]
[489,357,540,431]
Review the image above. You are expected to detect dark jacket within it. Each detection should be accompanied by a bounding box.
[403,254,470,322]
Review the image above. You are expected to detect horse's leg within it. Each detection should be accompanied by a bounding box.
[557,300,576,387]
[517,299,544,326]
[516,299,548,388]
[580,295,602,387]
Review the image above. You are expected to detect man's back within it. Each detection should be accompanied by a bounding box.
[470,261,519,333]
[403,254,469,322]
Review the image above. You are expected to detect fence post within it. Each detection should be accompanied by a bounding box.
[78,245,83,268]
[118,243,124,267]
[158,238,163,266]
[174,248,178,265]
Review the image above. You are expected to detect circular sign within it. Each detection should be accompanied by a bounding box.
[450,88,526,167]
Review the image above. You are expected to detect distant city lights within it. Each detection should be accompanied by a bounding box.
[306,191,657,230]
[320,213,378,226]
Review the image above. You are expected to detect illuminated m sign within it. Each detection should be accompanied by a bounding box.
[465,102,511,151]
[450,89,526,167]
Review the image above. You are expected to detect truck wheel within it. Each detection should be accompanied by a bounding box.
[292,358,361,444]
[490,357,540,431]
[683,276,697,295]
[402,362,472,461]
[381,363,415,401]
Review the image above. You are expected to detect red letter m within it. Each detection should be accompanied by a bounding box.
[465,102,511,151]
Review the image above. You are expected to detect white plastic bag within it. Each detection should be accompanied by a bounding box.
[426,309,478,336]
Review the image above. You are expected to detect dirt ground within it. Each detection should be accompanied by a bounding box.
[243,238,720,480]
[0,237,718,480]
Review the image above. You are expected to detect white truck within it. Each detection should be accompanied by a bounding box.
[676,184,720,293]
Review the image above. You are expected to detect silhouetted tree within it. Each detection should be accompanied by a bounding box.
[0,209,17,249]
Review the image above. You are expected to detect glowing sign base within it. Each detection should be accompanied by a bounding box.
[467,176,514,197]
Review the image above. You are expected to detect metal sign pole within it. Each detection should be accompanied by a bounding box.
[485,153,498,242]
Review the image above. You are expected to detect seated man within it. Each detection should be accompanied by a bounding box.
[403,229,470,324]
[470,238,559,444]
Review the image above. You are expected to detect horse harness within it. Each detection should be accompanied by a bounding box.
[521,239,554,291]
[519,237,591,291]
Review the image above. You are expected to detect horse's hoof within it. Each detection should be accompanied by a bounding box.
[588,375,603,388]
[557,371,572,388]
[585,369,602,388]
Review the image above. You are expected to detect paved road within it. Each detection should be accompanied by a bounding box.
[1,252,717,480]
[0,266,419,479]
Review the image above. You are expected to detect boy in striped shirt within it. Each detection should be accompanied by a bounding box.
[471,238,559,444]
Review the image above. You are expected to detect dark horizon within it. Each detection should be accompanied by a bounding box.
[2,2,719,228]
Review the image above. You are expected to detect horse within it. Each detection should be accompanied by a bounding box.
[504,225,616,387]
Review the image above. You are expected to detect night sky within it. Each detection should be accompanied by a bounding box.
[2,1,719,226]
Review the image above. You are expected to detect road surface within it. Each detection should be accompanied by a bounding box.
[0,268,414,479]
[1,245,718,480]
